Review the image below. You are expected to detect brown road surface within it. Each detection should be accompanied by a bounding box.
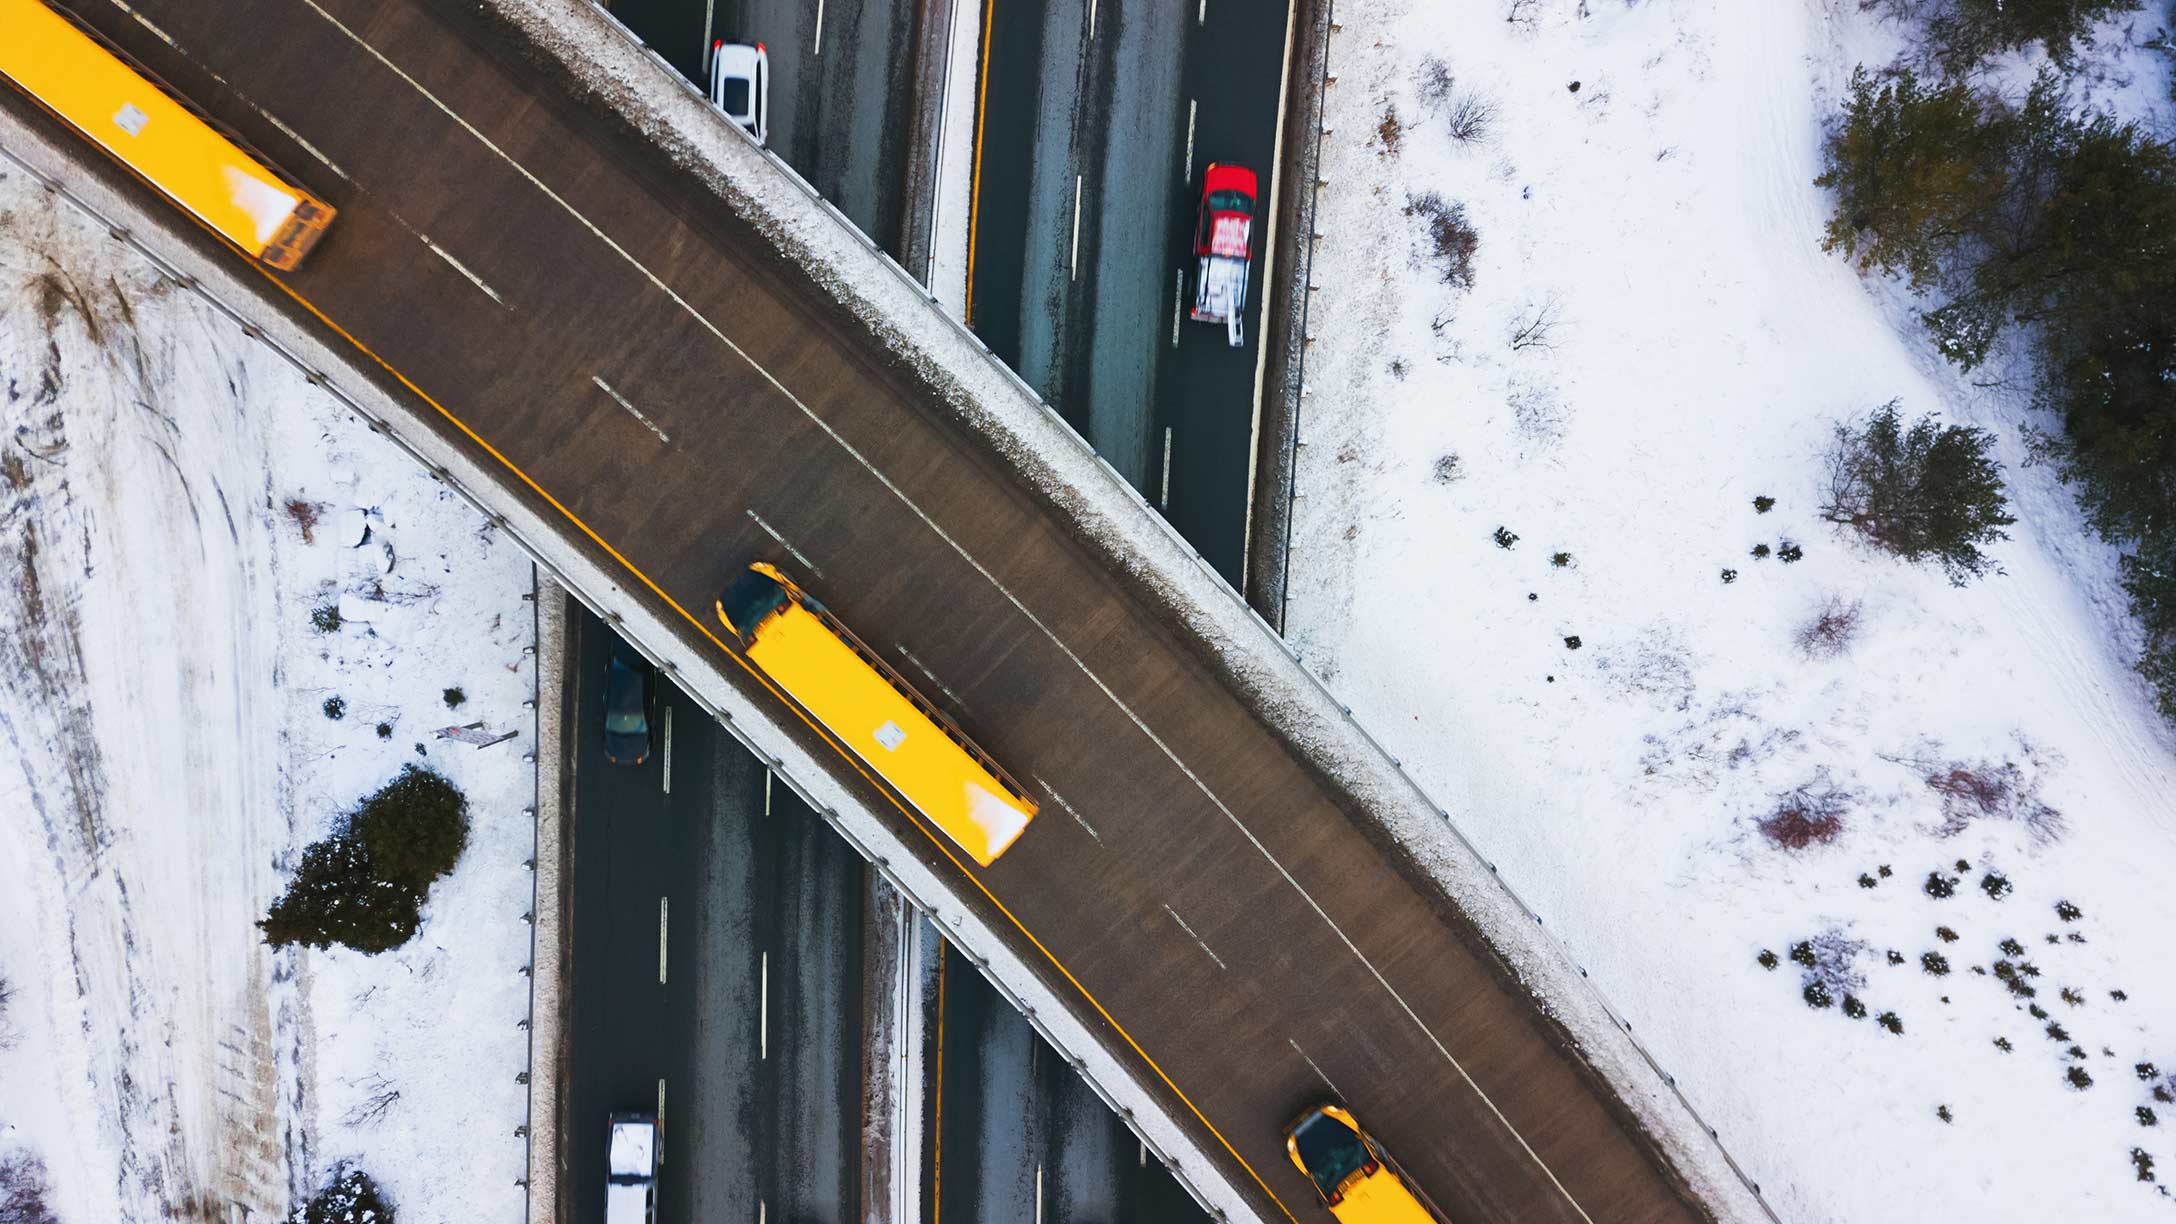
[7,3,1715,1222]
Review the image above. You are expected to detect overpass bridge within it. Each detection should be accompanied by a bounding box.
[0,1,1771,1221]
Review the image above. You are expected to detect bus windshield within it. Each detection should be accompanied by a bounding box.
[1293,1113,1370,1199]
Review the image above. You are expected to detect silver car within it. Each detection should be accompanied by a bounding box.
[708,41,769,146]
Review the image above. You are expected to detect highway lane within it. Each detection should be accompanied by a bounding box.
[931,942,1205,1224]
[564,609,862,1224]
[968,0,1283,582]
[31,3,1715,1221]
[610,0,916,257]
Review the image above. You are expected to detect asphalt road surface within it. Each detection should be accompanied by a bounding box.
[563,608,863,1224]
[968,0,1287,583]
[25,3,1717,1221]
[930,941,1204,1224]
[610,0,915,256]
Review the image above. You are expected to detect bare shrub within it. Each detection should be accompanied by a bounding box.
[1413,55,1456,116]
[1508,294,1564,351]
[1790,927,1870,998]
[1894,742,2066,844]
[1596,626,1696,711]
[1759,774,1857,849]
[1445,91,1500,143]
[284,497,323,544]
[1796,595,1864,658]
[1376,104,1403,157]
[0,1149,59,1224]
[1507,379,1566,449]
[342,1071,403,1127]
[1431,453,1464,484]
[1506,0,1541,28]
[1404,192,1479,289]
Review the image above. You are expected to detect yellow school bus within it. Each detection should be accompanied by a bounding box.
[0,0,335,269]
[716,562,1038,867]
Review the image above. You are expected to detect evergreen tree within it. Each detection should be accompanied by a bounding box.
[259,836,421,954]
[1822,401,2015,584]
[349,764,469,891]
[1816,67,2013,293]
[1924,0,2142,73]
[2119,533,2176,718]
[290,1165,395,1224]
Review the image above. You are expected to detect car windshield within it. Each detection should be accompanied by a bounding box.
[1207,189,1253,216]
[605,708,645,735]
[719,77,751,116]
[1293,1114,1370,1200]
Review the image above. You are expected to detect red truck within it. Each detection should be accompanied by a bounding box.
[1190,162,1258,347]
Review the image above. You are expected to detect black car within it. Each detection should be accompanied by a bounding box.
[603,655,653,765]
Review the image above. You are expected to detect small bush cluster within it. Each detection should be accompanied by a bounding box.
[1980,871,2012,899]
[290,1165,394,1224]
[2067,1065,2094,1090]
[1924,871,1957,899]
[1493,526,1519,549]
[0,1148,59,1224]
[1921,951,1951,976]
[1877,1011,1905,1035]
[1842,993,1869,1019]
[2136,1147,2158,1183]
[1405,191,1480,289]
[2056,899,2083,921]
[259,765,469,954]
[1759,775,1856,849]
[310,603,343,633]
[1797,595,1864,659]
[1757,949,1779,969]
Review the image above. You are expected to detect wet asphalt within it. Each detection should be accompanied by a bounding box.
[564,608,864,1224]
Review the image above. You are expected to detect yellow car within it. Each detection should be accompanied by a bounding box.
[1283,1103,1439,1223]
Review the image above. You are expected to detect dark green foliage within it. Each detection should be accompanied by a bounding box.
[1804,980,1834,1009]
[1493,526,1519,549]
[2000,936,2025,955]
[1815,67,2015,292]
[1752,544,1772,559]
[1878,1010,1905,1034]
[1550,551,1572,568]
[311,604,343,633]
[1859,872,1879,888]
[2067,1065,2094,1089]
[2143,1106,2162,1126]
[1981,871,2012,899]
[2136,1147,2158,1182]
[1887,949,1907,964]
[258,837,420,954]
[1720,568,1739,584]
[1936,924,1960,942]
[1920,0,2143,73]
[290,1165,394,1224]
[2046,1021,2070,1042]
[350,765,469,891]
[2055,899,2082,921]
[1822,401,2014,584]
[1925,872,1958,899]
[1757,949,1779,969]
[1563,635,1582,650]
[1994,1036,2014,1051]
[1778,541,1804,564]
[323,697,345,721]
[375,722,393,740]
[1936,1104,1953,1123]
[2142,1063,2162,1080]
[1922,951,1952,975]
[1790,940,1818,967]
[1754,495,1776,513]
[1843,993,1869,1018]
[442,687,466,709]
[2060,986,2085,1005]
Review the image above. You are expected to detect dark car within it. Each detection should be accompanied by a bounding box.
[603,655,653,766]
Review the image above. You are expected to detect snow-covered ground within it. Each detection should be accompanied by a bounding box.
[0,160,536,1221]
[1288,2,2176,1220]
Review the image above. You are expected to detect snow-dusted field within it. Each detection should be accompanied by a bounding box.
[1288,2,2176,1220]
[0,162,535,1221]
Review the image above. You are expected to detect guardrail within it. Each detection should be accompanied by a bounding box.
[6,6,1785,1204]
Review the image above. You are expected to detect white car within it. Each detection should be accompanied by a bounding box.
[605,1111,658,1224]
[709,41,770,146]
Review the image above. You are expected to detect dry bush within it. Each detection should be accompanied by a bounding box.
[1376,104,1403,157]
[1797,595,1864,658]
[1917,752,2066,844]
[1431,453,1464,484]
[1507,379,1567,449]
[1759,774,1857,849]
[284,497,323,544]
[0,1150,58,1224]
[1404,192,1479,289]
[1414,55,1456,116]
[1508,294,1564,351]
[1597,626,1696,711]
[1445,91,1500,143]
